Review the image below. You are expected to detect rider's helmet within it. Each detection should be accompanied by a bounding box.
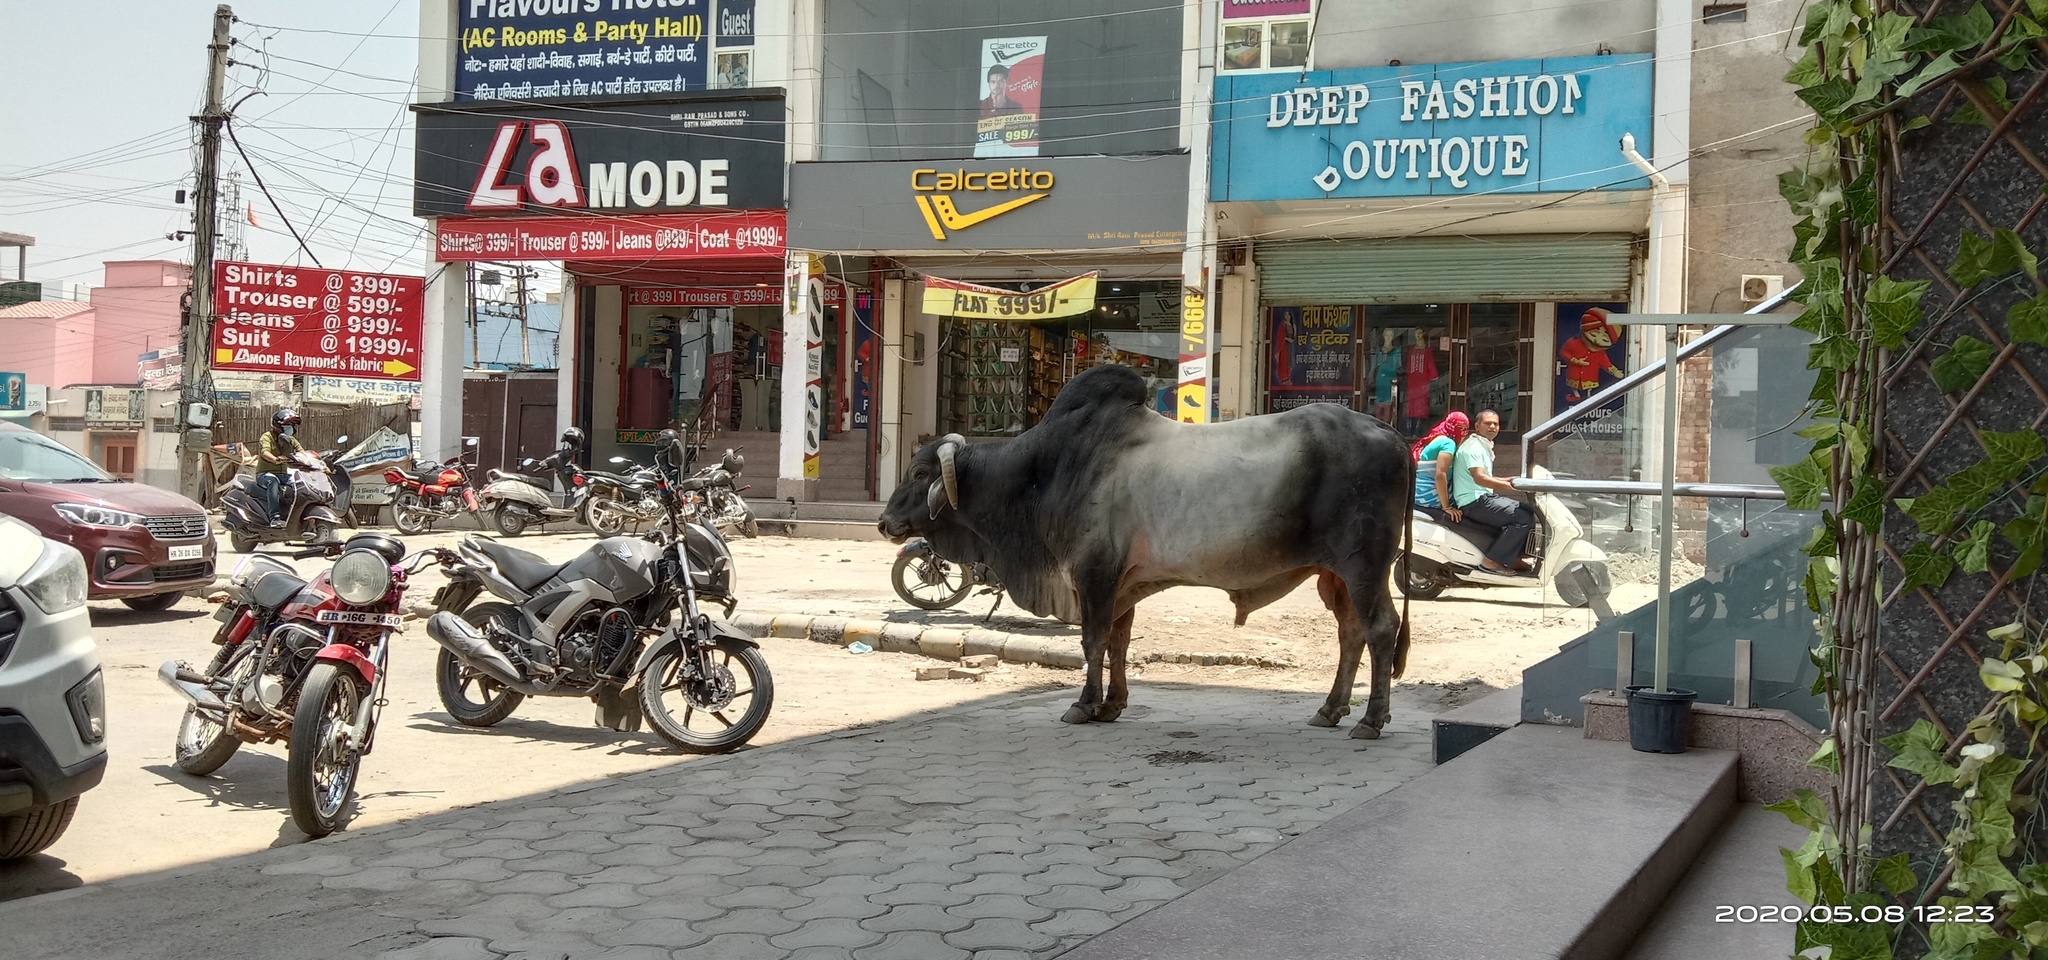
[272,408,301,429]
[720,448,744,475]
[560,427,585,448]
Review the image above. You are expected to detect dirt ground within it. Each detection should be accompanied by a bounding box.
[725,534,1660,710]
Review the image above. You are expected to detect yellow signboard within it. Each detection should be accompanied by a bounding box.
[921,272,1097,321]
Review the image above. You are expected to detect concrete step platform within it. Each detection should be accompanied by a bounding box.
[756,517,886,541]
[1060,724,1738,960]
[748,498,882,522]
[1432,682,1523,764]
[1622,804,1808,959]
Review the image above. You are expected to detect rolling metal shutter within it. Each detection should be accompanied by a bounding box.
[1256,234,1636,304]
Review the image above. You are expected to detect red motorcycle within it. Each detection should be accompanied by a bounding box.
[159,531,438,836]
[385,438,483,535]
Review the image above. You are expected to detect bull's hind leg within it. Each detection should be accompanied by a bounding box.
[1308,570,1363,729]
[1095,610,1137,723]
[1348,575,1402,740]
[1061,584,1119,725]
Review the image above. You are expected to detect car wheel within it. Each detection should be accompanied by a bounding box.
[120,591,184,613]
[0,797,79,861]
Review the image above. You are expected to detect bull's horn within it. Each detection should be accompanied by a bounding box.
[936,433,964,509]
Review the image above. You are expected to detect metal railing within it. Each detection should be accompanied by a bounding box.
[1517,282,1804,501]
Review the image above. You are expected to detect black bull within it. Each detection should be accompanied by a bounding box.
[878,365,1413,739]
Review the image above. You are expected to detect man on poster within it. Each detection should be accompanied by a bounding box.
[980,63,1017,116]
[974,36,1046,158]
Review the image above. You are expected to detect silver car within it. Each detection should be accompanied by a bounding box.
[0,513,105,860]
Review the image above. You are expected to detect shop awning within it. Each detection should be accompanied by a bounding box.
[1255,234,1635,304]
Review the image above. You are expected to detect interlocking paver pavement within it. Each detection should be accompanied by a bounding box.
[2,684,1432,960]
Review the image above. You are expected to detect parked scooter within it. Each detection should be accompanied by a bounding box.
[479,430,594,537]
[386,437,482,536]
[1396,465,1615,617]
[220,438,354,554]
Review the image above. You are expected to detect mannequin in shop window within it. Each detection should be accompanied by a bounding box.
[1403,333,1440,434]
[1371,328,1402,423]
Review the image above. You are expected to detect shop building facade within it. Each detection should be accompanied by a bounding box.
[405,0,1804,504]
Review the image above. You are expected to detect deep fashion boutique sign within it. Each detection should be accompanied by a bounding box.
[1211,54,1653,201]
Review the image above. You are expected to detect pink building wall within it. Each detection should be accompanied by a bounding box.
[0,302,97,388]
[88,260,188,385]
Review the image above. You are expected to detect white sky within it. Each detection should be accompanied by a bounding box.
[0,1,454,291]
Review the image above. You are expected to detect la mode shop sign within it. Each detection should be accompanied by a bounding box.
[1211,54,1653,201]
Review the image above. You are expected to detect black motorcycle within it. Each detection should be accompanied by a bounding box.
[891,537,1008,621]
[423,445,772,753]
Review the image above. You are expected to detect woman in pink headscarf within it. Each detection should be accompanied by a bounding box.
[1411,412,1470,520]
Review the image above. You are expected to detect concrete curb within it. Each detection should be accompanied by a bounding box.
[730,610,1086,669]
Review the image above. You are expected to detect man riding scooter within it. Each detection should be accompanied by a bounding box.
[256,409,305,527]
[1448,409,1537,575]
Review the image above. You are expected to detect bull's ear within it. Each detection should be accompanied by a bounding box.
[925,480,945,519]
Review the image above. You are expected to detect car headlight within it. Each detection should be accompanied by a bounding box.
[53,503,143,528]
[331,548,392,606]
[20,541,88,614]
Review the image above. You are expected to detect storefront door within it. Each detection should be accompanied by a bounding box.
[1265,303,1535,439]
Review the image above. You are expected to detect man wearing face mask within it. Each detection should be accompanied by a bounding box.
[256,408,305,527]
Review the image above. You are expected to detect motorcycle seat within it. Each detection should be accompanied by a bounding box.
[250,570,308,610]
[473,539,565,591]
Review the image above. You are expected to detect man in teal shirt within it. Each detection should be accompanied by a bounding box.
[1450,409,1535,574]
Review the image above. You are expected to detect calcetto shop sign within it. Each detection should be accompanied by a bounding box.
[789,155,1189,252]
[1211,54,1653,200]
[412,93,784,218]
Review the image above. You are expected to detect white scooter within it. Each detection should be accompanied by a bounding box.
[1397,465,1615,618]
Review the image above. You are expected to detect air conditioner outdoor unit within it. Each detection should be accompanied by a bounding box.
[1740,274,1785,304]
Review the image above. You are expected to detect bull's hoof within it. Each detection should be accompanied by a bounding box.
[1093,705,1124,723]
[1349,723,1383,740]
[1061,704,1096,724]
[1308,704,1350,728]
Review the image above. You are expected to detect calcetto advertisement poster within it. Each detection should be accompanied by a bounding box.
[1553,301,1629,440]
[976,36,1046,158]
[1268,305,1355,411]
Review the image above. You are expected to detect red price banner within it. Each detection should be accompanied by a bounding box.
[211,261,424,381]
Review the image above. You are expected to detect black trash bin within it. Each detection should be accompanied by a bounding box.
[1626,686,1698,754]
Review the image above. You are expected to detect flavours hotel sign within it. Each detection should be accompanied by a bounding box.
[414,91,787,261]
[1211,54,1654,200]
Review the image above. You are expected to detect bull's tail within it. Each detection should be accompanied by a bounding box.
[1397,448,1414,679]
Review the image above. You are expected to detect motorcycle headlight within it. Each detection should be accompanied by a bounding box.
[53,502,143,529]
[20,541,88,615]
[331,548,392,606]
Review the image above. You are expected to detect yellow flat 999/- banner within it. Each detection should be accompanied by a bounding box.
[923,272,1097,321]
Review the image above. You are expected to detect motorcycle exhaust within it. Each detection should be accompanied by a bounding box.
[425,613,529,689]
[157,660,228,712]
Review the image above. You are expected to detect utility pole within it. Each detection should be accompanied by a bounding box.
[514,267,531,367]
[179,4,233,505]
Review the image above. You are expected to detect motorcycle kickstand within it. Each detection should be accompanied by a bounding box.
[983,590,1005,623]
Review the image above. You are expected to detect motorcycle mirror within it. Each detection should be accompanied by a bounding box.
[335,435,349,445]
[465,437,479,447]
[610,456,629,463]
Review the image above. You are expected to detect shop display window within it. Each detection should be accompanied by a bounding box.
[939,280,1180,437]
[1220,4,1313,72]
[820,0,1182,160]
[1265,302,1535,440]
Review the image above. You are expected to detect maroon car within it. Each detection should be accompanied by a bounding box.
[0,422,216,611]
